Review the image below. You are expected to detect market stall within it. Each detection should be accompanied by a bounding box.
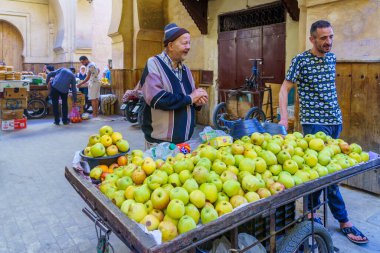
[65,124,380,253]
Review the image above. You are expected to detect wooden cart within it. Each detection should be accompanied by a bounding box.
[65,156,380,253]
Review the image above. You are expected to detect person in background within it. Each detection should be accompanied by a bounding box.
[76,65,88,105]
[278,20,368,244]
[77,56,101,117]
[46,68,77,125]
[140,23,208,147]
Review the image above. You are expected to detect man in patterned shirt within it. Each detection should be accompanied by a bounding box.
[77,56,101,117]
[140,23,208,146]
[279,20,368,244]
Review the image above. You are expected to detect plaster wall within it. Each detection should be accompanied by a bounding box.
[304,0,380,61]
[0,0,50,62]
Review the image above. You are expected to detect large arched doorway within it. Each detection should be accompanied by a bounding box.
[0,20,24,71]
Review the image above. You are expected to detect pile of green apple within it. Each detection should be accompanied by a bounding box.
[96,131,369,242]
[84,125,130,157]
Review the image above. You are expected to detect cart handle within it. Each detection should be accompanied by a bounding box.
[82,207,112,234]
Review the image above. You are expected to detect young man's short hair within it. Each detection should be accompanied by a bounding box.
[79,56,88,61]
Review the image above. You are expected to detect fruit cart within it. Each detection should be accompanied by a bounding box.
[65,155,380,253]
[213,59,274,132]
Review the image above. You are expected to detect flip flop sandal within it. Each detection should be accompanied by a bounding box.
[341,226,369,244]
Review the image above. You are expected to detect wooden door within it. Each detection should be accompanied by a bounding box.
[335,64,352,141]
[366,64,380,152]
[262,23,285,84]
[235,27,262,87]
[218,31,236,90]
[0,21,23,71]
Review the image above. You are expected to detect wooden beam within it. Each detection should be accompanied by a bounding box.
[180,0,208,34]
[281,0,300,21]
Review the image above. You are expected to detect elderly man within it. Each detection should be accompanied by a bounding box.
[46,68,77,125]
[279,20,368,244]
[140,23,208,146]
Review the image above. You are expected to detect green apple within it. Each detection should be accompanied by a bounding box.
[196,158,212,170]
[159,220,178,242]
[170,187,189,205]
[269,164,282,176]
[185,204,200,224]
[269,182,285,195]
[243,149,258,159]
[211,160,227,175]
[241,135,251,143]
[309,138,325,152]
[263,133,272,141]
[112,190,126,207]
[261,170,273,180]
[296,138,308,150]
[150,209,164,222]
[282,144,295,156]
[315,131,327,141]
[242,174,265,192]
[257,188,272,199]
[177,215,197,234]
[215,200,233,216]
[291,155,305,169]
[251,132,265,145]
[360,151,370,162]
[293,131,304,139]
[189,189,206,208]
[230,195,248,208]
[120,199,135,215]
[183,178,199,193]
[318,152,332,166]
[144,200,153,213]
[199,183,218,203]
[127,203,147,222]
[105,173,119,185]
[278,173,295,189]
[349,143,362,154]
[116,176,133,190]
[162,184,174,194]
[245,191,260,202]
[233,155,245,167]
[216,192,230,203]
[89,166,103,180]
[238,158,255,174]
[304,134,315,143]
[238,171,252,182]
[151,187,170,210]
[349,152,362,163]
[283,159,299,175]
[305,148,319,157]
[253,157,267,173]
[326,162,341,174]
[304,153,318,167]
[201,206,218,224]
[140,214,160,231]
[168,173,182,187]
[174,160,188,174]
[178,170,192,184]
[227,165,239,175]
[199,146,217,162]
[134,184,151,203]
[222,154,235,166]
[315,164,328,177]
[292,175,303,185]
[99,125,113,137]
[231,143,245,155]
[192,166,210,184]
[220,170,238,182]
[209,178,223,192]
[167,199,185,219]
[222,180,241,197]
[115,139,129,152]
[90,143,106,157]
[308,169,320,180]
[266,141,281,155]
[276,150,291,164]
[294,170,310,183]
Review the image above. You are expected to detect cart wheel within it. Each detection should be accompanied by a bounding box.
[278,221,334,253]
[244,107,266,122]
[25,98,47,119]
[124,103,138,123]
[212,102,228,131]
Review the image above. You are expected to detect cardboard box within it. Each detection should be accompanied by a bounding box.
[3,88,28,99]
[1,117,27,130]
[0,98,27,110]
[0,80,30,92]
[0,109,24,120]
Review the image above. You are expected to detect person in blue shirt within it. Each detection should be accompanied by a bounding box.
[279,20,368,244]
[46,68,77,125]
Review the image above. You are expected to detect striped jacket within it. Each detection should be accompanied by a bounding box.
[140,54,200,144]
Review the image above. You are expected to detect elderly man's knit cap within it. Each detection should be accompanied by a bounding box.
[163,23,189,47]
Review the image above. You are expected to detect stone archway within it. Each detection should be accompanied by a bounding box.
[0,20,24,71]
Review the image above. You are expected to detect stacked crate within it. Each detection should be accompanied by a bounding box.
[0,88,28,130]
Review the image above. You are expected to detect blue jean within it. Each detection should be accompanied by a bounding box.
[302,124,349,223]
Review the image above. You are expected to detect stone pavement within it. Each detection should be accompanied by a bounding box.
[0,116,379,253]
